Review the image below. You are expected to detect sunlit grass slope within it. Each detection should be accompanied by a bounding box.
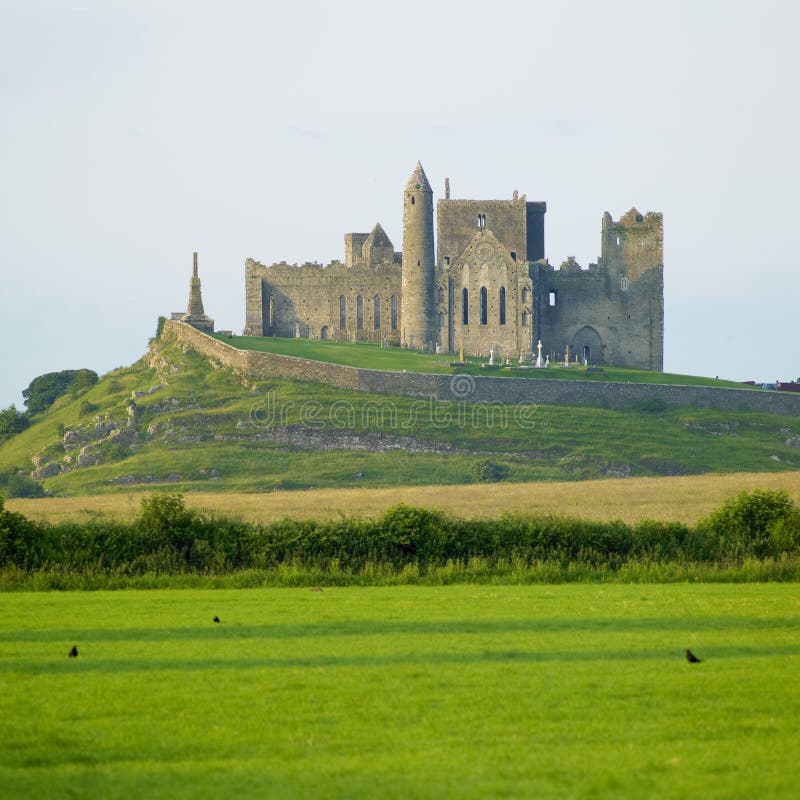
[0,337,798,497]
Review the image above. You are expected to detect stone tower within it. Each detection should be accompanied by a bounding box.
[401,161,435,349]
[600,209,664,369]
[181,252,215,333]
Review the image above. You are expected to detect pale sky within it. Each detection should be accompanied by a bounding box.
[1,0,798,409]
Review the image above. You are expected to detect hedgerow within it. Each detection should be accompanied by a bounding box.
[3,489,800,587]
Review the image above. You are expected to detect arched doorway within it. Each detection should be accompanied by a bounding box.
[320,325,329,340]
[571,326,604,364]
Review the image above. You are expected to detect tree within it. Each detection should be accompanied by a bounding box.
[22,369,98,415]
[0,405,30,439]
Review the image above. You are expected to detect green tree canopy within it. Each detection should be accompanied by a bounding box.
[22,369,98,415]
[0,405,30,438]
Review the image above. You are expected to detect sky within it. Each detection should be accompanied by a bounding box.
[1,0,799,409]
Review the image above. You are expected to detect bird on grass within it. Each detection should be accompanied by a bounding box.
[68,646,78,658]
[685,649,702,663]
[213,616,220,623]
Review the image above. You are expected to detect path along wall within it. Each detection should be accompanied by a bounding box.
[163,321,800,416]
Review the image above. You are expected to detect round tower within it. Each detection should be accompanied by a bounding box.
[401,161,435,349]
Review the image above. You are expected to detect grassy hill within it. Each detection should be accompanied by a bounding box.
[0,335,798,497]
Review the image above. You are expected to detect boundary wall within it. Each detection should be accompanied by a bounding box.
[163,320,800,416]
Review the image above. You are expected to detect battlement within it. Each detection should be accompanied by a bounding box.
[600,208,663,282]
[603,208,663,228]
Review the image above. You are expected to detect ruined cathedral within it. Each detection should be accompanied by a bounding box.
[243,162,664,369]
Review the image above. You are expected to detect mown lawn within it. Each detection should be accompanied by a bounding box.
[1,585,798,798]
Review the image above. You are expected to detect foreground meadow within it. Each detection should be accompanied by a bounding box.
[1,585,798,799]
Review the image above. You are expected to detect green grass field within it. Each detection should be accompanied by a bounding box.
[1,585,798,798]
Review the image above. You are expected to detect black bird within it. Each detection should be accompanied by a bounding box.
[68,646,78,658]
[213,616,220,623]
[685,649,702,663]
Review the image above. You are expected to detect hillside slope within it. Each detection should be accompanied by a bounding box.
[0,336,799,496]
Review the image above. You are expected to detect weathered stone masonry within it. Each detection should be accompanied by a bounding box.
[242,163,664,371]
[164,321,800,417]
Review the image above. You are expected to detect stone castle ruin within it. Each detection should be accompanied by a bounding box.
[241,162,663,369]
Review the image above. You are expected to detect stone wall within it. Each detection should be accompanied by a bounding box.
[355,370,800,416]
[164,321,800,417]
[163,320,248,371]
[244,259,401,343]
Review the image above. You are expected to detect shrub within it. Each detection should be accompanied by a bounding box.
[698,489,800,557]
[379,504,451,563]
[139,491,200,564]
[0,405,30,439]
[474,460,510,483]
[5,474,46,499]
[78,399,98,418]
[0,497,42,568]
[631,398,669,413]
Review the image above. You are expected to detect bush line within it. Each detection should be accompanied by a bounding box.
[1,489,799,589]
